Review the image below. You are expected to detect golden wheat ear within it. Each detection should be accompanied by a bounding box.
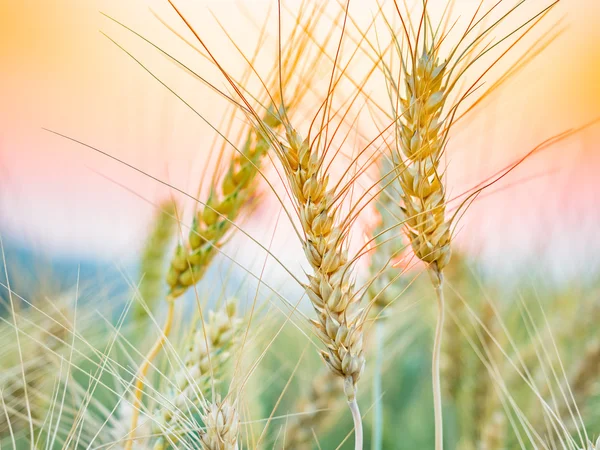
[376,1,563,447]
[384,24,453,450]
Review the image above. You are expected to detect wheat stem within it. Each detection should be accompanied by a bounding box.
[125,298,175,450]
[348,396,363,450]
[431,268,445,450]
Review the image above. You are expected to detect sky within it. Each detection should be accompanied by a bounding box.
[1,0,599,282]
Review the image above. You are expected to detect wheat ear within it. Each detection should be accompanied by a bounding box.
[439,254,471,403]
[0,299,71,436]
[275,125,365,449]
[153,303,242,450]
[367,157,406,320]
[548,337,600,435]
[136,201,177,322]
[393,47,452,450]
[282,163,405,449]
[283,367,344,449]
[366,156,406,450]
[198,397,240,450]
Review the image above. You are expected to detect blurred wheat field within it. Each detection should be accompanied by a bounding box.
[1,0,599,449]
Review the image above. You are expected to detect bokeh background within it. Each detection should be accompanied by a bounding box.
[1,0,599,282]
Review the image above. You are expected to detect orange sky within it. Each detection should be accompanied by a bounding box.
[0,0,599,280]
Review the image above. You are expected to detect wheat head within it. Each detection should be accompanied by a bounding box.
[136,200,178,321]
[166,110,281,300]
[281,126,365,402]
[198,397,240,450]
[395,49,451,283]
[153,302,243,450]
[283,367,343,449]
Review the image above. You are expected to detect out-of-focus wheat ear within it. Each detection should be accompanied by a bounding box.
[166,107,282,301]
[283,368,344,450]
[479,411,507,450]
[198,397,240,450]
[367,157,406,320]
[364,155,406,450]
[471,301,500,444]
[152,302,243,450]
[0,292,77,439]
[135,200,178,323]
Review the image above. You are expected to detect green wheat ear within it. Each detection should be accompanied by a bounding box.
[136,200,178,322]
[367,156,407,320]
[153,301,243,450]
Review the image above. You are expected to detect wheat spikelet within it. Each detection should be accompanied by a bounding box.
[153,302,243,450]
[136,200,178,321]
[198,397,240,450]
